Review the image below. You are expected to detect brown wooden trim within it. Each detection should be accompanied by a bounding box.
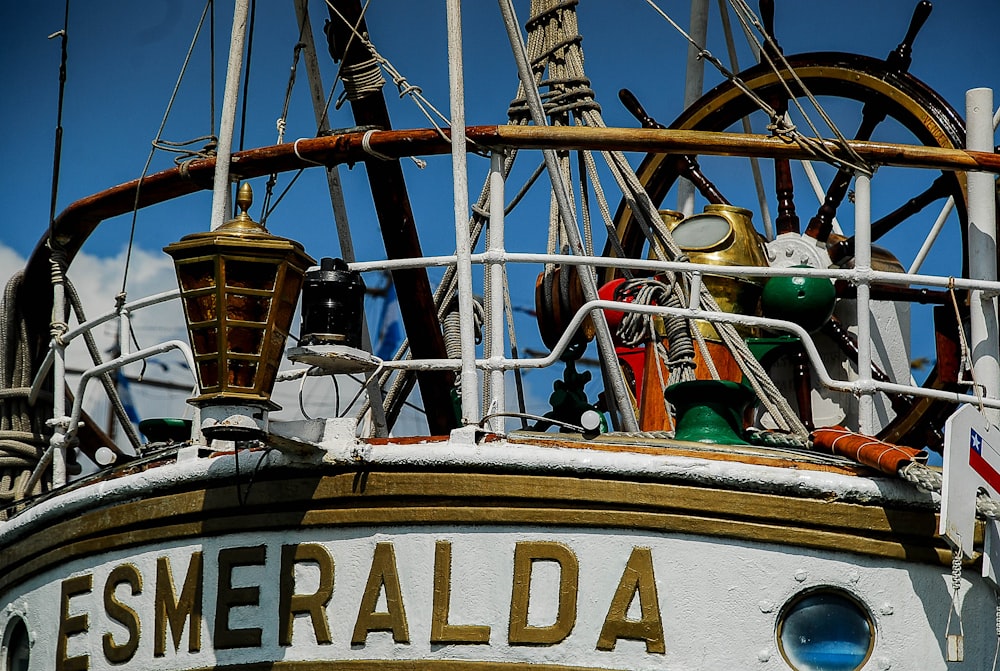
[505,431,872,476]
[0,469,957,596]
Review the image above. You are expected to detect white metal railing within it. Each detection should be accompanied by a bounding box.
[30,289,195,487]
[30,93,999,485]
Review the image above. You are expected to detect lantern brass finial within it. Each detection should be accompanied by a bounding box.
[218,183,264,233]
[235,182,253,218]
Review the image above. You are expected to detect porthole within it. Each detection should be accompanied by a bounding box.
[3,616,29,671]
[776,588,874,671]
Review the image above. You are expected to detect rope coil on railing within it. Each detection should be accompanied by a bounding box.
[0,272,51,517]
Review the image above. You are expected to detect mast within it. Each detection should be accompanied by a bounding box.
[209,0,251,230]
[324,0,457,434]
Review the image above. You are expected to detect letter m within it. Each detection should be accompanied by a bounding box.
[155,553,204,656]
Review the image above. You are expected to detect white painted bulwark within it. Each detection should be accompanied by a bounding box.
[0,437,993,670]
[2,525,993,670]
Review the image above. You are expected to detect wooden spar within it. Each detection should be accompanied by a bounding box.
[22,124,1000,366]
[490,126,1000,172]
[323,0,456,434]
[27,125,1000,269]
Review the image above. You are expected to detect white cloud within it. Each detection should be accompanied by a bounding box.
[0,245,26,292]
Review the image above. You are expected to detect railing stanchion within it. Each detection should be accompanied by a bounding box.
[486,151,507,432]
[854,172,875,435]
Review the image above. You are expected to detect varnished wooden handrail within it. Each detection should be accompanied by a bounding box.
[23,124,1000,360]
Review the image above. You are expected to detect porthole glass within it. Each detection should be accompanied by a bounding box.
[777,589,874,671]
[4,616,30,671]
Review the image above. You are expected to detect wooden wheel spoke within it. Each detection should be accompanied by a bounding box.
[675,155,729,206]
[620,89,730,208]
[757,1,802,236]
[803,1,932,243]
[773,157,799,235]
[828,173,953,263]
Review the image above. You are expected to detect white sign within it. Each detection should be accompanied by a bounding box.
[941,404,1000,558]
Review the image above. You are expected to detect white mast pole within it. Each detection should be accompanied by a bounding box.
[487,151,506,433]
[676,0,709,216]
[966,87,1000,422]
[446,0,480,425]
[210,0,251,231]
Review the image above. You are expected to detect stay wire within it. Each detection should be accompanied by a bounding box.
[237,0,257,155]
[209,0,216,138]
[261,40,307,225]
[47,0,71,241]
[727,0,872,174]
[119,0,215,306]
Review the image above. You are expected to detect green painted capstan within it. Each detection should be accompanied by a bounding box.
[760,266,836,333]
[664,379,752,445]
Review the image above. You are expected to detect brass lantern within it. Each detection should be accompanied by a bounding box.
[164,184,315,438]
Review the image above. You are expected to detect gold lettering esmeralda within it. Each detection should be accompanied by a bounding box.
[279,543,334,646]
[596,546,665,654]
[430,540,491,644]
[56,574,92,671]
[352,542,410,645]
[154,552,203,656]
[47,538,669,665]
[103,564,142,664]
[508,541,578,645]
[215,545,267,650]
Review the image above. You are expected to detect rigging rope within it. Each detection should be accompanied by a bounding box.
[261,40,307,225]
[641,0,873,176]
[0,273,50,518]
[372,0,803,436]
[324,0,452,141]
[121,0,217,303]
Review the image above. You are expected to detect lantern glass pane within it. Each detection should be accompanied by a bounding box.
[191,327,219,355]
[227,294,271,323]
[226,259,277,290]
[185,294,217,323]
[229,360,259,389]
[228,326,264,355]
[179,260,216,290]
[199,360,219,388]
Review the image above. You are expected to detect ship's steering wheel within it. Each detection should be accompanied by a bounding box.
[607,51,976,450]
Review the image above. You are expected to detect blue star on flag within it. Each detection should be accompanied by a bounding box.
[971,429,984,455]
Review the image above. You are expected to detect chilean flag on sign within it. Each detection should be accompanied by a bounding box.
[969,428,1000,494]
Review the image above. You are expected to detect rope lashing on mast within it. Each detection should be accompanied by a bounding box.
[324,0,452,141]
[336,57,385,105]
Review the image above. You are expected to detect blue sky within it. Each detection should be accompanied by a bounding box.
[0,1,997,436]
